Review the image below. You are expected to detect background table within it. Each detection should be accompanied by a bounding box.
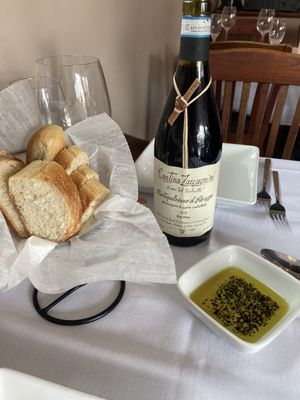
[1,139,300,400]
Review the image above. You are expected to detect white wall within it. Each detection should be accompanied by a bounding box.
[0,0,182,140]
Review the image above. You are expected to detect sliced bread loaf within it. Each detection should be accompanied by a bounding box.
[70,164,99,190]
[55,145,89,175]
[0,152,29,237]
[79,178,110,223]
[26,125,67,163]
[9,160,82,242]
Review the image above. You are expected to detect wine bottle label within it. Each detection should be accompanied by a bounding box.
[154,158,220,238]
[180,16,211,38]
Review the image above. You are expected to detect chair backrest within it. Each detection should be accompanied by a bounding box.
[209,48,300,159]
[210,41,293,155]
[218,18,261,42]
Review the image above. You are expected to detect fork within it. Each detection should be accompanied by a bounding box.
[257,158,271,205]
[269,171,287,221]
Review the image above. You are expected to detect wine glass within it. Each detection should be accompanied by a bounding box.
[269,18,287,45]
[36,55,111,127]
[256,9,275,42]
[9,77,71,128]
[221,6,237,41]
[211,14,223,42]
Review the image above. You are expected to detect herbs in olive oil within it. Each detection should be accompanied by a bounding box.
[190,267,289,343]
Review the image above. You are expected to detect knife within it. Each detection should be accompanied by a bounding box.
[261,249,300,280]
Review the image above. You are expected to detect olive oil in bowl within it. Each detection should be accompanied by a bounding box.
[190,267,289,343]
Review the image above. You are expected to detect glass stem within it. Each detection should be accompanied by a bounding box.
[225,28,229,41]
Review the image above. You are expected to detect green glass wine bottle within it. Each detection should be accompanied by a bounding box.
[153,0,222,247]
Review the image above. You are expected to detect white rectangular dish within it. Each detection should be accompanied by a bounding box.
[177,245,300,354]
[0,369,105,400]
[135,139,259,205]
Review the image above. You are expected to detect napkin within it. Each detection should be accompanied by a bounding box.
[0,80,43,154]
[0,83,176,293]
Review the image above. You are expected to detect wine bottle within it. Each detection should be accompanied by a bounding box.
[153,0,222,247]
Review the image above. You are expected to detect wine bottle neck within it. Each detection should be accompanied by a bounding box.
[179,0,210,62]
[179,37,210,62]
[175,60,210,86]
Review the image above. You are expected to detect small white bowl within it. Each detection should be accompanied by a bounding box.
[177,245,300,354]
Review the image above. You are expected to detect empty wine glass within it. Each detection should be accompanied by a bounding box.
[211,14,223,42]
[256,9,275,42]
[269,18,287,44]
[36,55,111,127]
[9,77,71,128]
[221,6,237,41]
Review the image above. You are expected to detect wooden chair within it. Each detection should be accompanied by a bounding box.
[209,48,300,159]
[210,41,293,151]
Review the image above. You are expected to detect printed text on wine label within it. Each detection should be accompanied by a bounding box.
[154,158,220,237]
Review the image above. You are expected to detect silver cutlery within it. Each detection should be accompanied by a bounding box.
[269,171,287,221]
[261,249,300,280]
[257,158,271,205]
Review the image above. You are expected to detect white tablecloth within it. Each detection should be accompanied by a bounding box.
[0,158,300,400]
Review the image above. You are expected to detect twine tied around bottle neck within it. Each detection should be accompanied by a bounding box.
[168,74,212,169]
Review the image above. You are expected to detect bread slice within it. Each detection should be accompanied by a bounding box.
[0,153,29,237]
[0,150,12,157]
[70,164,99,190]
[79,178,110,223]
[26,125,67,163]
[55,145,89,175]
[9,160,82,242]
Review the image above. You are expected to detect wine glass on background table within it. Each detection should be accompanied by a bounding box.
[256,9,275,42]
[211,14,223,42]
[221,6,237,40]
[269,18,287,44]
[36,55,111,127]
[9,77,71,128]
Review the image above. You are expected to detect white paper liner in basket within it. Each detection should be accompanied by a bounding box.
[0,84,176,293]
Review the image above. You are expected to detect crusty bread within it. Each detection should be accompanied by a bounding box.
[26,125,67,164]
[0,150,25,161]
[0,150,12,157]
[79,178,110,223]
[70,164,99,190]
[0,153,29,237]
[71,163,109,224]
[8,160,82,242]
[55,145,89,175]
